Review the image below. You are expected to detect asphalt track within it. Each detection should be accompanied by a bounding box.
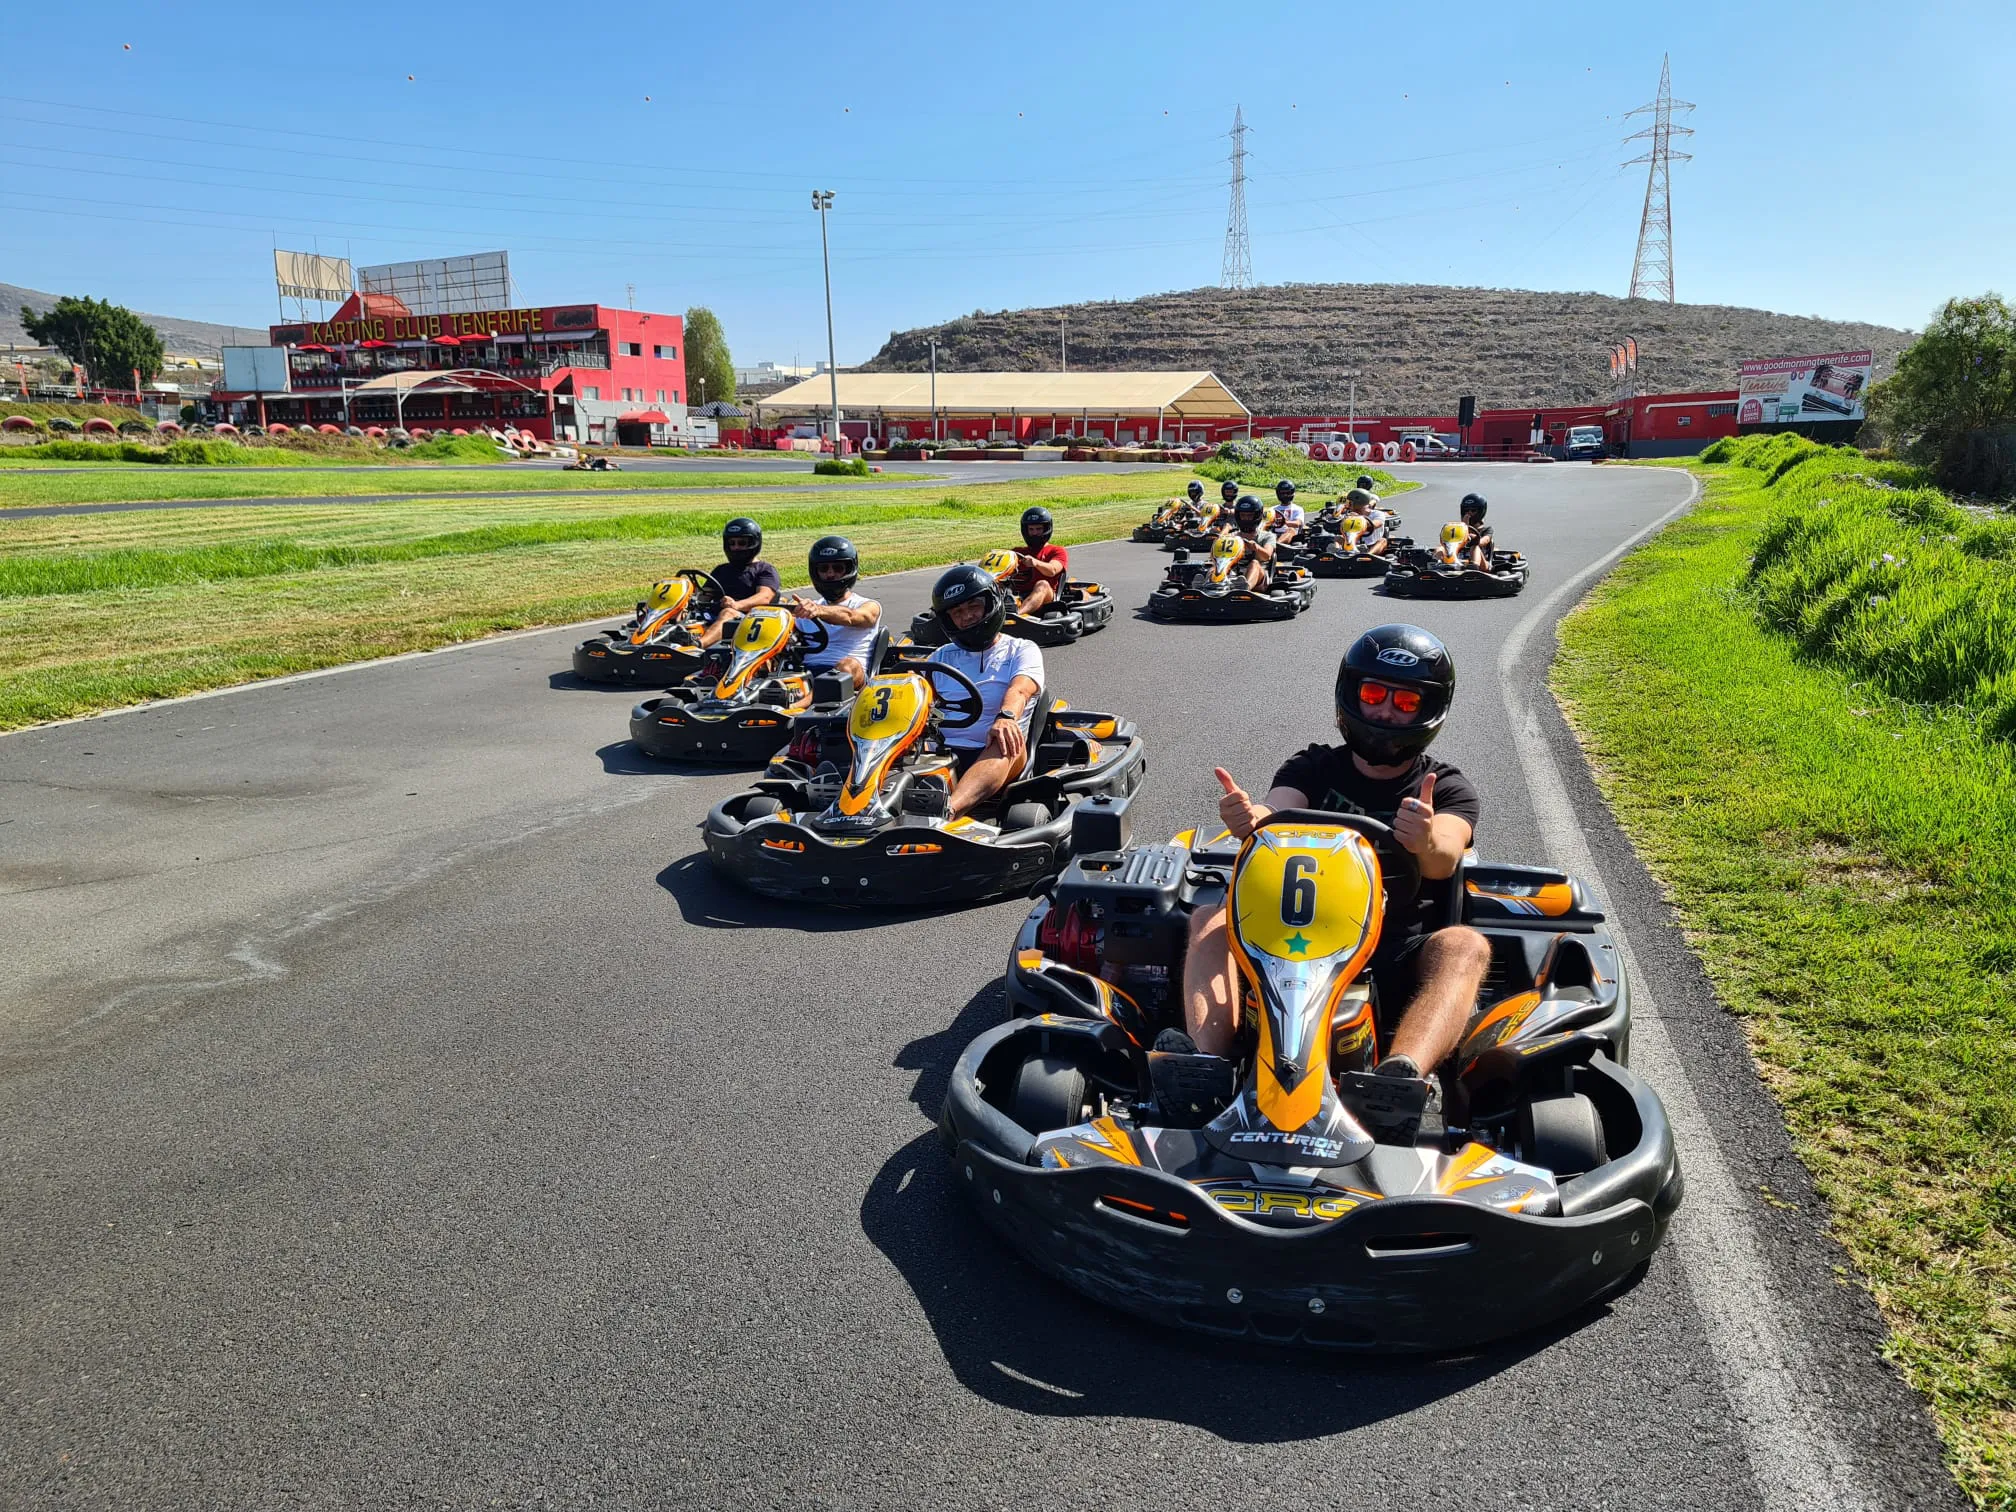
[0,464,1962,1510]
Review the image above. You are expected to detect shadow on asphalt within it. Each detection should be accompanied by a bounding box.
[548,670,648,693]
[859,979,1627,1438]
[596,741,763,777]
[653,852,973,933]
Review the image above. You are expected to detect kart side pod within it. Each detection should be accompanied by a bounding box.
[1071,791,1133,856]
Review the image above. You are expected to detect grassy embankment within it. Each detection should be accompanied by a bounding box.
[0,472,1189,730]
[1554,434,2016,1506]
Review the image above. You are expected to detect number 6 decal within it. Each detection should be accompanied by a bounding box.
[1282,854,1317,926]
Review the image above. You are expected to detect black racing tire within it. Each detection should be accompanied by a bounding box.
[1009,1054,1087,1136]
[1001,801,1050,833]
[742,794,784,821]
[1519,1092,1607,1179]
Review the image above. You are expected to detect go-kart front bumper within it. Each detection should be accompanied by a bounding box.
[629,696,797,763]
[1146,581,1316,622]
[571,633,704,685]
[1308,552,1392,579]
[1383,563,1528,599]
[943,1017,1679,1352]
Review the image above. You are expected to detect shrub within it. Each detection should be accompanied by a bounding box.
[813,457,872,477]
[403,433,509,462]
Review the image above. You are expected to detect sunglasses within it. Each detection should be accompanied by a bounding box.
[1358,680,1424,714]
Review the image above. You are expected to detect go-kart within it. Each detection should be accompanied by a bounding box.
[700,647,1146,906]
[1131,498,1188,544]
[1146,535,1317,622]
[909,550,1116,648]
[1164,504,1225,554]
[567,453,621,471]
[571,569,724,685]
[940,805,1681,1352]
[628,605,891,764]
[1383,525,1528,599]
[1305,516,1413,579]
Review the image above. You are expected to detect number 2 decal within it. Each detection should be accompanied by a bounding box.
[1281,854,1317,926]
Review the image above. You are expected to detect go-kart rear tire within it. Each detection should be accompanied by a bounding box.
[1010,1054,1087,1136]
[742,795,784,821]
[1519,1092,1606,1179]
[1001,801,1050,833]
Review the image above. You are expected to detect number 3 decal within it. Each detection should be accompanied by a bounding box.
[1282,854,1317,926]
[869,685,893,722]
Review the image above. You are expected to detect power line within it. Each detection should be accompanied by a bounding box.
[1221,105,1252,291]
[1623,54,1694,302]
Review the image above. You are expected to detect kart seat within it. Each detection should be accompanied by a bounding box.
[1020,687,1056,778]
[864,626,893,676]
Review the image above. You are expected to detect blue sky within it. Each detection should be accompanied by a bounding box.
[2,0,2008,365]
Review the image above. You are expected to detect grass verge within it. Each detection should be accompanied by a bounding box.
[1554,456,2016,1506]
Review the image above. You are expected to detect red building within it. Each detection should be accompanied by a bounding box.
[214,294,687,443]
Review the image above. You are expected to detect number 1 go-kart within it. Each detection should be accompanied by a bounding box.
[1147,536,1317,623]
[939,805,1681,1351]
[909,551,1116,648]
[571,569,723,685]
[1305,517,1413,579]
[700,648,1145,906]
[1382,525,1529,599]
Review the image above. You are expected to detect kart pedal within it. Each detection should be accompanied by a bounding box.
[1338,1069,1442,1145]
[1148,1048,1236,1128]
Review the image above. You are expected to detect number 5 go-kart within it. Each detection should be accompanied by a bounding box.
[628,605,892,764]
[701,650,1146,906]
[1147,535,1317,622]
[909,551,1116,649]
[571,569,724,685]
[1383,524,1529,599]
[939,805,1681,1352]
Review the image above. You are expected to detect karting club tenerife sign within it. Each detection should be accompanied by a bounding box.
[269,304,599,347]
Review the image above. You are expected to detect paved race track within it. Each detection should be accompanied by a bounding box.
[0,464,1961,1510]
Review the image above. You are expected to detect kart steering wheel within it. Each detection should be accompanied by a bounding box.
[1253,807,1423,905]
[919,661,985,731]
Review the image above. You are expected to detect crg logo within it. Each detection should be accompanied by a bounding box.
[1375,647,1420,667]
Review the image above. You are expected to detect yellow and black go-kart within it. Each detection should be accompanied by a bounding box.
[1163,502,1225,553]
[571,570,724,685]
[1305,514,1414,579]
[1383,523,1529,599]
[909,550,1116,649]
[701,647,1146,906]
[1131,497,1194,544]
[1146,534,1317,623]
[628,605,893,764]
[940,805,1681,1352]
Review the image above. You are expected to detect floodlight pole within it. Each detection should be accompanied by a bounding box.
[929,337,939,443]
[812,189,842,453]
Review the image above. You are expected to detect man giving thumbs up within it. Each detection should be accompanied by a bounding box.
[1180,625,1490,1084]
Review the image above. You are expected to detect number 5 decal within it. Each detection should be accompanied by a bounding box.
[1282,854,1317,926]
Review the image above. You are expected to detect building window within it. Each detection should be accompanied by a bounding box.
[585,386,599,401]
[671,389,679,404]
[623,342,642,357]
[1707,403,1737,417]
[654,344,676,360]
[656,389,665,403]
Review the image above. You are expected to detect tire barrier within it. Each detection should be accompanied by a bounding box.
[1354,442,1372,462]
[1401,442,1417,462]
[1382,441,1400,462]
[1325,440,1347,462]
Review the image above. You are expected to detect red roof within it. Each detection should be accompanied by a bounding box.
[327,290,412,322]
[618,409,669,424]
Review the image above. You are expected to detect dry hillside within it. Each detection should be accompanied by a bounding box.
[1,281,268,358]
[861,283,1914,414]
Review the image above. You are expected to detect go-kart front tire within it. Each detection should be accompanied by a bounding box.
[1010,1054,1088,1137]
[1518,1092,1606,1179]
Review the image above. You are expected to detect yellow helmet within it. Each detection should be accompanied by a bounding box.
[645,578,692,614]
[977,548,1020,581]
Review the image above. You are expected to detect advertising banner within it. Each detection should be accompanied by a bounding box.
[1738,350,1872,426]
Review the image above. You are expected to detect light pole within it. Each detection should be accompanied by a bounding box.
[929,337,939,443]
[812,189,842,453]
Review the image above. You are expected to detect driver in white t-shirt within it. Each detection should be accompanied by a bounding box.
[924,563,1045,820]
[780,535,881,689]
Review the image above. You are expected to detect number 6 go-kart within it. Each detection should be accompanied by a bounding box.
[1147,536,1317,622]
[571,569,724,685]
[939,805,1681,1352]
[628,605,891,764]
[909,551,1116,649]
[1383,524,1529,599]
[701,649,1145,906]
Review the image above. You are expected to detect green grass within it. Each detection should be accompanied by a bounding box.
[1554,458,2016,1507]
[0,472,1179,728]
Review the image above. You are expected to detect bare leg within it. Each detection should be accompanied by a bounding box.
[1244,560,1267,591]
[1018,578,1057,615]
[833,655,867,691]
[696,609,738,648]
[1181,904,1239,1055]
[1385,926,1492,1069]
[946,751,1019,818]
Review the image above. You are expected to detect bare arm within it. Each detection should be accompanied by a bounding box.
[786,593,879,628]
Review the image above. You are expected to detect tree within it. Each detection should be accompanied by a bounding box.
[1869,294,2016,493]
[682,306,735,409]
[20,295,166,387]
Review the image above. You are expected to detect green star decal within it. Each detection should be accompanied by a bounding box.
[1284,932,1311,956]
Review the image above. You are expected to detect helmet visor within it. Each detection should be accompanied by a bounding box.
[1358,679,1424,716]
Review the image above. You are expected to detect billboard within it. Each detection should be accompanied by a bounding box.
[268,304,598,348]
[273,250,352,303]
[1738,350,1872,426]
[222,345,291,393]
[357,252,512,315]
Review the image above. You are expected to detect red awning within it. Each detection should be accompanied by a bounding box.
[433,335,462,346]
[297,343,328,352]
[618,410,669,424]
[360,339,392,348]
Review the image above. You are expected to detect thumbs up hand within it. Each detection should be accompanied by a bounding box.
[1215,767,1271,840]
[1394,771,1437,854]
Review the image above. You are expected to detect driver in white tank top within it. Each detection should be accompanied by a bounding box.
[782,534,882,690]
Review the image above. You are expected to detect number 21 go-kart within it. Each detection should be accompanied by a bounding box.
[571,569,723,685]
[1382,524,1529,599]
[1147,536,1317,623]
[700,651,1146,906]
[940,806,1681,1351]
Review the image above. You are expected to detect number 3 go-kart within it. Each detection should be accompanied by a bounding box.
[939,806,1681,1352]
[1383,525,1529,599]
[700,650,1146,906]
[628,605,892,764]
[1306,517,1413,579]
[1147,536,1317,622]
[909,550,1116,648]
[571,569,724,685]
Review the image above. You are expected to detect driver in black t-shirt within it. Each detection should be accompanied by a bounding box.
[695,516,784,648]
[1176,623,1492,1086]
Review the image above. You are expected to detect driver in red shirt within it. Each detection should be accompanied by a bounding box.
[1008,506,1069,615]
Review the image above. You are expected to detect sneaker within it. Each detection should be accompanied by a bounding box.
[1153,1028,1198,1055]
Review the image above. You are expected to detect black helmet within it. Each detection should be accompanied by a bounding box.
[932,563,1006,650]
[1333,624,1456,766]
[1233,494,1266,530]
[1460,493,1488,522]
[723,516,762,566]
[1187,480,1205,501]
[808,534,859,603]
[1220,478,1240,501]
[1356,474,1375,491]
[1274,479,1296,503]
[1020,505,1054,548]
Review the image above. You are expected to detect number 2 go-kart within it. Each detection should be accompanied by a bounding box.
[571,569,723,685]
[1147,536,1317,623]
[909,550,1116,648]
[700,648,1146,906]
[940,805,1681,1352]
[1305,516,1414,579]
[1382,525,1529,599]
[628,605,893,764]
